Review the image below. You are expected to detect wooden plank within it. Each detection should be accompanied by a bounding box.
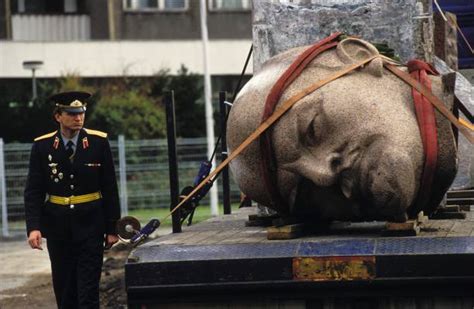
[441,205,461,212]
[245,214,277,227]
[382,220,419,236]
[459,205,471,211]
[446,198,474,205]
[267,223,305,240]
[447,189,474,199]
[430,212,467,220]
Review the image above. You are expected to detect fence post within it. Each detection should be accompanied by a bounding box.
[118,135,128,216]
[0,138,9,237]
[165,91,182,233]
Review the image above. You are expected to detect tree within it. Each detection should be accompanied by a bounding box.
[150,65,206,137]
[88,90,166,139]
[0,67,206,141]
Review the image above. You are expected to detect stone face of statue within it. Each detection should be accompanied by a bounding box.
[227,38,457,222]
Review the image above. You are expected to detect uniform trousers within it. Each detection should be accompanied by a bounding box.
[47,236,104,309]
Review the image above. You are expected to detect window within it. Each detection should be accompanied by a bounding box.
[209,0,251,11]
[15,0,77,14]
[123,0,188,11]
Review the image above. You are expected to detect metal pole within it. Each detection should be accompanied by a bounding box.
[165,91,181,233]
[0,138,9,237]
[5,0,12,39]
[219,92,231,215]
[199,0,218,216]
[107,0,116,40]
[32,68,37,101]
[118,135,128,216]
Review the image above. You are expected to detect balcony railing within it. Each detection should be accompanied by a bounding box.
[12,14,90,41]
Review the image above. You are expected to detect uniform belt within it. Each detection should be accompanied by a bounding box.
[48,192,102,205]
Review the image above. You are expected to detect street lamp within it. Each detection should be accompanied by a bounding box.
[22,60,44,101]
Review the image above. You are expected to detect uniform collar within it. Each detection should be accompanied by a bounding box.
[60,131,80,147]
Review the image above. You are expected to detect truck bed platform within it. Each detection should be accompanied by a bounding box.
[125,206,474,308]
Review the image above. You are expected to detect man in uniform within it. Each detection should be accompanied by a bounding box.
[24,91,121,308]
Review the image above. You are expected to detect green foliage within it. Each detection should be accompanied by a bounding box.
[0,74,99,142]
[89,90,166,139]
[150,65,206,137]
[0,79,58,142]
[0,66,205,141]
[57,74,95,94]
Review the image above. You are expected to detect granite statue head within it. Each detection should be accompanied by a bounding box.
[227,38,457,222]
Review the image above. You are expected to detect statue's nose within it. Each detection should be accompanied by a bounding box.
[285,151,343,187]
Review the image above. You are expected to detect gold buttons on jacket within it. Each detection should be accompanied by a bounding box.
[70,174,74,179]
[70,185,75,190]
[70,204,75,209]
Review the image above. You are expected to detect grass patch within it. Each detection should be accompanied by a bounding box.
[3,204,241,235]
[128,204,240,228]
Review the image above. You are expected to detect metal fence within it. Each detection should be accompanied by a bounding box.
[0,136,242,236]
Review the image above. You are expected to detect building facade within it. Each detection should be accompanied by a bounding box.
[0,0,253,78]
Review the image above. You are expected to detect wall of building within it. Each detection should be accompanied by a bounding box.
[119,10,199,40]
[86,0,109,40]
[208,10,252,39]
[115,1,251,40]
[0,39,253,78]
[0,1,252,41]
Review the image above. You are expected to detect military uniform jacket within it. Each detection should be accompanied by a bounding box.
[24,128,121,241]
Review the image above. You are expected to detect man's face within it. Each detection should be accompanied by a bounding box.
[55,111,85,131]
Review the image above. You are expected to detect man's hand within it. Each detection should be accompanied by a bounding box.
[28,230,43,250]
[104,234,119,250]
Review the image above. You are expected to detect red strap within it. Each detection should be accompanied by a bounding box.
[259,32,343,212]
[407,59,438,215]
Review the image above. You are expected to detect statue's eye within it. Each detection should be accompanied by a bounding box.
[295,96,324,146]
[306,120,317,146]
[305,114,324,147]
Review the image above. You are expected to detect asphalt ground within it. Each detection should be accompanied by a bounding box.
[0,226,172,308]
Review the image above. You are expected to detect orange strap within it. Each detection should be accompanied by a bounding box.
[384,63,474,144]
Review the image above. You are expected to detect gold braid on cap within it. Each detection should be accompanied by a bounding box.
[70,100,83,107]
[56,100,87,110]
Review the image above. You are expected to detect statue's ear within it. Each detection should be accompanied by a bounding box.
[336,38,384,77]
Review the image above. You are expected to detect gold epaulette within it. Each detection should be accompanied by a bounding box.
[34,131,57,142]
[84,128,108,138]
